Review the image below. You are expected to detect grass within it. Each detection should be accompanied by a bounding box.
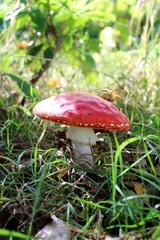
[0,1,160,237]
[0,84,160,239]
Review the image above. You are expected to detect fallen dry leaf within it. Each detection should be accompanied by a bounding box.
[133,182,149,204]
[133,182,144,195]
[56,163,69,178]
[35,215,70,240]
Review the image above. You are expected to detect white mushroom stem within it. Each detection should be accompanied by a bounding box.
[71,142,93,166]
[66,126,98,167]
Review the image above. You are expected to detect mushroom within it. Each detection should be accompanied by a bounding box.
[33,92,130,167]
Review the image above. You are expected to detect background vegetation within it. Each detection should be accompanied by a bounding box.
[0,0,160,239]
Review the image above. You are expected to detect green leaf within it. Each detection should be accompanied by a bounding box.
[85,53,95,68]
[29,8,46,33]
[43,48,54,59]
[6,74,40,98]
[87,38,99,52]
[0,18,3,30]
[20,0,27,3]
[28,44,43,56]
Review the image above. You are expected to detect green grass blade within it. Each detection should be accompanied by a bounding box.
[0,229,30,239]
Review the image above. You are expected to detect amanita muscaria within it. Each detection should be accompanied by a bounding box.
[33,92,130,167]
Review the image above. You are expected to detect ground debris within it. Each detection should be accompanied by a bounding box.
[35,215,71,240]
[105,235,124,240]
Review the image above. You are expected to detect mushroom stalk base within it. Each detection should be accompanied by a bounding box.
[72,141,94,167]
[66,126,98,168]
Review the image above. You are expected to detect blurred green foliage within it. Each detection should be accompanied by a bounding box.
[0,0,159,104]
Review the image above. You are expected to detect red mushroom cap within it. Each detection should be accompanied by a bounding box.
[33,92,130,131]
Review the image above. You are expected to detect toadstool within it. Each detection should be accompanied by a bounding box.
[33,92,130,167]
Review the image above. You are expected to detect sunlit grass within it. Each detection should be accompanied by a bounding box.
[0,102,160,239]
[0,0,160,238]
[1,50,160,238]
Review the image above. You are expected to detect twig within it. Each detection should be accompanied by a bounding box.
[30,35,64,85]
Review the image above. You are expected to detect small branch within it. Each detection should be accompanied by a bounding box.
[30,60,50,85]
[30,35,64,85]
